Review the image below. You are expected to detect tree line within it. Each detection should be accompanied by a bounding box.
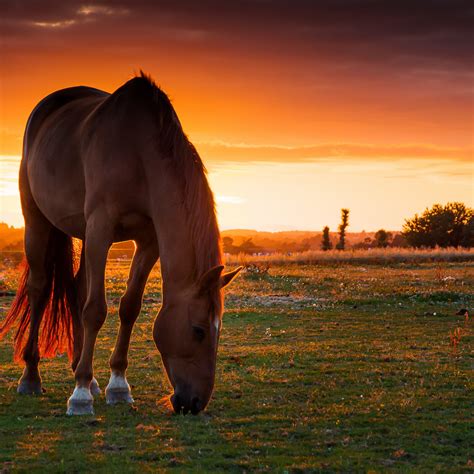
[1,202,472,256]
[321,202,473,250]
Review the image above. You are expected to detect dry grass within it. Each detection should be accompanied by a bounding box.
[225,247,474,266]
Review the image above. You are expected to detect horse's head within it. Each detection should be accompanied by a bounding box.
[153,265,241,414]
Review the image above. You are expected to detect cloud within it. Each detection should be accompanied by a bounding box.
[0,1,471,159]
[32,19,76,29]
[77,5,129,16]
[197,141,473,164]
[1,0,472,69]
[4,2,130,31]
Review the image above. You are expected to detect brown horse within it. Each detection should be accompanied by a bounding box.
[0,72,241,415]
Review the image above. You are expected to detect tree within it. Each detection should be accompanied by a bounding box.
[238,238,262,255]
[222,236,237,254]
[321,226,332,251]
[461,214,474,248]
[402,202,473,248]
[374,229,392,248]
[391,233,408,248]
[336,209,349,250]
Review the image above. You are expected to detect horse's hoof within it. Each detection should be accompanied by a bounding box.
[17,378,42,395]
[90,377,101,397]
[106,389,134,405]
[66,387,94,416]
[105,373,134,405]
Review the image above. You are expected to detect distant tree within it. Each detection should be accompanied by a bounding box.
[321,226,332,251]
[402,202,473,248]
[461,213,474,248]
[222,236,236,254]
[391,233,409,248]
[336,209,350,250]
[238,238,262,255]
[374,229,392,248]
[352,237,373,250]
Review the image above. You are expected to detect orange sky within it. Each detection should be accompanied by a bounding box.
[0,1,473,231]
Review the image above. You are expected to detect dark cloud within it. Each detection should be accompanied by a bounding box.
[1,0,472,70]
[1,0,472,154]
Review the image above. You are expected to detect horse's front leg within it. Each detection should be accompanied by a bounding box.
[106,236,159,404]
[66,213,112,415]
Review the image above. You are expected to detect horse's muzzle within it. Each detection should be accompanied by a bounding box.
[170,390,203,415]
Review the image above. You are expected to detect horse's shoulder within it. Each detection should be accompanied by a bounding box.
[108,75,171,110]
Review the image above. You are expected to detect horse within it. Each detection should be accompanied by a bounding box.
[0,72,241,416]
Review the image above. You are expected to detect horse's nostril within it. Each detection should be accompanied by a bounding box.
[172,389,202,415]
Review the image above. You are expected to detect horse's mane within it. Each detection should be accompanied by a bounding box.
[137,72,223,286]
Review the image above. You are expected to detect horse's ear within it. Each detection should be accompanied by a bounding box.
[198,265,224,293]
[220,266,243,288]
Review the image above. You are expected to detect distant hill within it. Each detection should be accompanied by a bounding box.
[0,224,406,255]
[220,229,401,254]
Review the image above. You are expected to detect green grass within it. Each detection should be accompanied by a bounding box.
[0,261,473,472]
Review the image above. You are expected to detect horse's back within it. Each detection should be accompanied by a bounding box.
[22,78,165,241]
[24,86,108,152]
[23,86,109,237]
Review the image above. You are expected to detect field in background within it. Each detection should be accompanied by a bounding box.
[226,247,474,266]
[0,259,473,471]
[1,247,473,270]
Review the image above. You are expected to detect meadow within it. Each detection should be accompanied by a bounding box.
[0,255,473,472]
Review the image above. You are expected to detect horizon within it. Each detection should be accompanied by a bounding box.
[1,1,473,231]
[0,214,444,235]
[0,156,473,233]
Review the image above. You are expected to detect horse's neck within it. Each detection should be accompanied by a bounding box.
[147,159,219,294]
[156,208,195,289]
[147,163,195,292]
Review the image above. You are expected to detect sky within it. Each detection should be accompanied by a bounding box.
[0,0,473,231]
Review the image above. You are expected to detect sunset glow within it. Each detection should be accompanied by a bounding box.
[1,1,472,231]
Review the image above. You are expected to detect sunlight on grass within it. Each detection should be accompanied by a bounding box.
[0,259,472,471]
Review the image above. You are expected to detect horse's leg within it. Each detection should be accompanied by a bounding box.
[66,213,112,415]
[17,221,52,394]
[106,237,159,404]
[70,247,101,397]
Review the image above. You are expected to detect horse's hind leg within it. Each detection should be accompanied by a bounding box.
[106,236,158,404]
[18,220,53,395]
[70,248,85,374]
[67,211,112,415]
[70,247,101,397]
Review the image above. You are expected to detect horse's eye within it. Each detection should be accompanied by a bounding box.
[192,326,206,342]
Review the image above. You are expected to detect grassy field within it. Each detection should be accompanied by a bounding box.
[224,247,474,266]
[0,258,473,472]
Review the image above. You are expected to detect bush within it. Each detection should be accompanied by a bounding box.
[402,202,473,248]
[374,229,392,248]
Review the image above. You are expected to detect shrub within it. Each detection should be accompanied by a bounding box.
[403,202,473,248]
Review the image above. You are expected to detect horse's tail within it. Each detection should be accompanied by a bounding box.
[0,229,78,364]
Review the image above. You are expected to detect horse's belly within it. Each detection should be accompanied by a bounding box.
[27,153,87,239]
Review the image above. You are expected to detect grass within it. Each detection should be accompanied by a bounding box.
[225,247,474,265]
[0,259,473,472]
